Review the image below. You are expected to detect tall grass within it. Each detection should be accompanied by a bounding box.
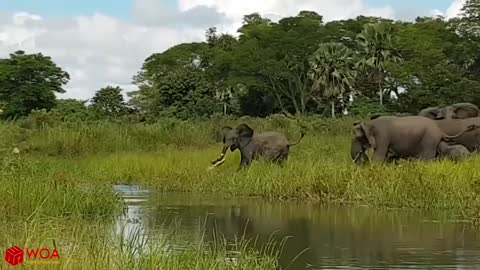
[0,155,121,221]
[1,115,354,156]
[0,218,280,270]
[1,115,480,222]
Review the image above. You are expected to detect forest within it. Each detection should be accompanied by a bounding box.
[2,2,480,122]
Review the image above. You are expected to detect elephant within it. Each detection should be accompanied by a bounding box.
[418,106,443,120]
[418,102,480,120]
[351,115,479,163]
[211,124,305,169]
[434,117,480,152]
[350,137,369,164]
[437,141,471,161]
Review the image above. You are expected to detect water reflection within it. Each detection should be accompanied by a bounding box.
[113,185,480,270]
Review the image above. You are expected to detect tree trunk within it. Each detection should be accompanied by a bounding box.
[331,100,335,118]
[291,97,301,116]
[379,82,383,107]
[223,103,227,115]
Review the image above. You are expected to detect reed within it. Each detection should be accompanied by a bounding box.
[1,218,280,270]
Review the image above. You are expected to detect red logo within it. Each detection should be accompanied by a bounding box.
[4,246,60,266]
[5,246,24,266]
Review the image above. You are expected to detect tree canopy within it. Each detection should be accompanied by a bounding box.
[3,1,480,120]
[0,50,70,118]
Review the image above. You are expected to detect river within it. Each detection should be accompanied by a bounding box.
[113,184,480,270]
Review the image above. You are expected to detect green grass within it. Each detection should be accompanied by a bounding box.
[3,123,480,221]
[3,115,353,156]
[2,116,480,269]
[1,218,280,270]
[32,139,480,218]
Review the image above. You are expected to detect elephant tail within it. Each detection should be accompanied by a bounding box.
[288,131,306,147]
[444,124,480,141]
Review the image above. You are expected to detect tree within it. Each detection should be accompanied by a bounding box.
[389,17,480,112]
[456,0,480,40]
[51,99,93,122]
[131,10,480,118]
[309,43,358,118]
[91,86,127,118]
[0,50,70,118]
[230,11,326,115]
[356,22,403,106]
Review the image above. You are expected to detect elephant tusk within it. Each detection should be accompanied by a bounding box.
[352,152,361,163]
[210,152,225,165]
[207,153,226,171]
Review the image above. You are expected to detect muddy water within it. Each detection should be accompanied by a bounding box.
[113,184,480,269]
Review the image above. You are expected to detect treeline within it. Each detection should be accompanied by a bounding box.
[2,0,480,122]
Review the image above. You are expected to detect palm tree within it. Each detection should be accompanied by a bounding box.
[356,22,402,106]
[309,42,358,118]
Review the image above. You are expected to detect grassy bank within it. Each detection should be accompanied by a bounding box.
[22,143,480,221]
[2,115,352,156]
[1,218,280,270]
[1,116,479,220]
[2,116,480,268]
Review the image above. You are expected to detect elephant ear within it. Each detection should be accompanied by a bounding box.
[360,123,376,149]
[236,124,254,139]
[441,106,455,119]
[221,126,232,135]
[452,104,478,119]
[220,126,233,142]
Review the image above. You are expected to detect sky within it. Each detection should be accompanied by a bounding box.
[0,0,467,100]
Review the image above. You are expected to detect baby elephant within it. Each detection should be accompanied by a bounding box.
[437,141,471,161]
[211,124,305,169]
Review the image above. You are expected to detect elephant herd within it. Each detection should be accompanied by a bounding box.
[351,102,480,164]
[210,102,480,170]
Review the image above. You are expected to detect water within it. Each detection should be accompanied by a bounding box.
[113,184,480,269]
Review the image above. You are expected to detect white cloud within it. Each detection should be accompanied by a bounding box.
[178,0,395,22]
[0,0,397,100]
[446,0,465,19]
[0,11,204,100]
[430,0,465,19]
[429,9,444,17]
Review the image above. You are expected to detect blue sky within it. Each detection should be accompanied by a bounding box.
[0,0,133,17]
[0,0,454,19]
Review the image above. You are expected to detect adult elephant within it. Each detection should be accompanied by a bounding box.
[211,124,305,169]
[435,117,480,152]
[418,106,443,120]
[351,115,478,163]
[418,103,480,120]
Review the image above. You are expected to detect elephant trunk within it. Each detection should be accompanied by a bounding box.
[210,145,229,166]
[351,139,368,164]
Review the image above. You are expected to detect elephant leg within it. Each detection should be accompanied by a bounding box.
[371,145,389,162]
[238,155,252,170]
[418,139,438,160]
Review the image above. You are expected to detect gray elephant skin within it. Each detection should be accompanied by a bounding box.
[351,115,478,163]
[217,124,305,169]
[434,117,480,152]
[418,102,480,120]
[437,141,471,161]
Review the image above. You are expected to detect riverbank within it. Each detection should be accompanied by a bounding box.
[2,116,480,268]
[14,144,480,220]
[1,217,279,269]
[3,116,480,219]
